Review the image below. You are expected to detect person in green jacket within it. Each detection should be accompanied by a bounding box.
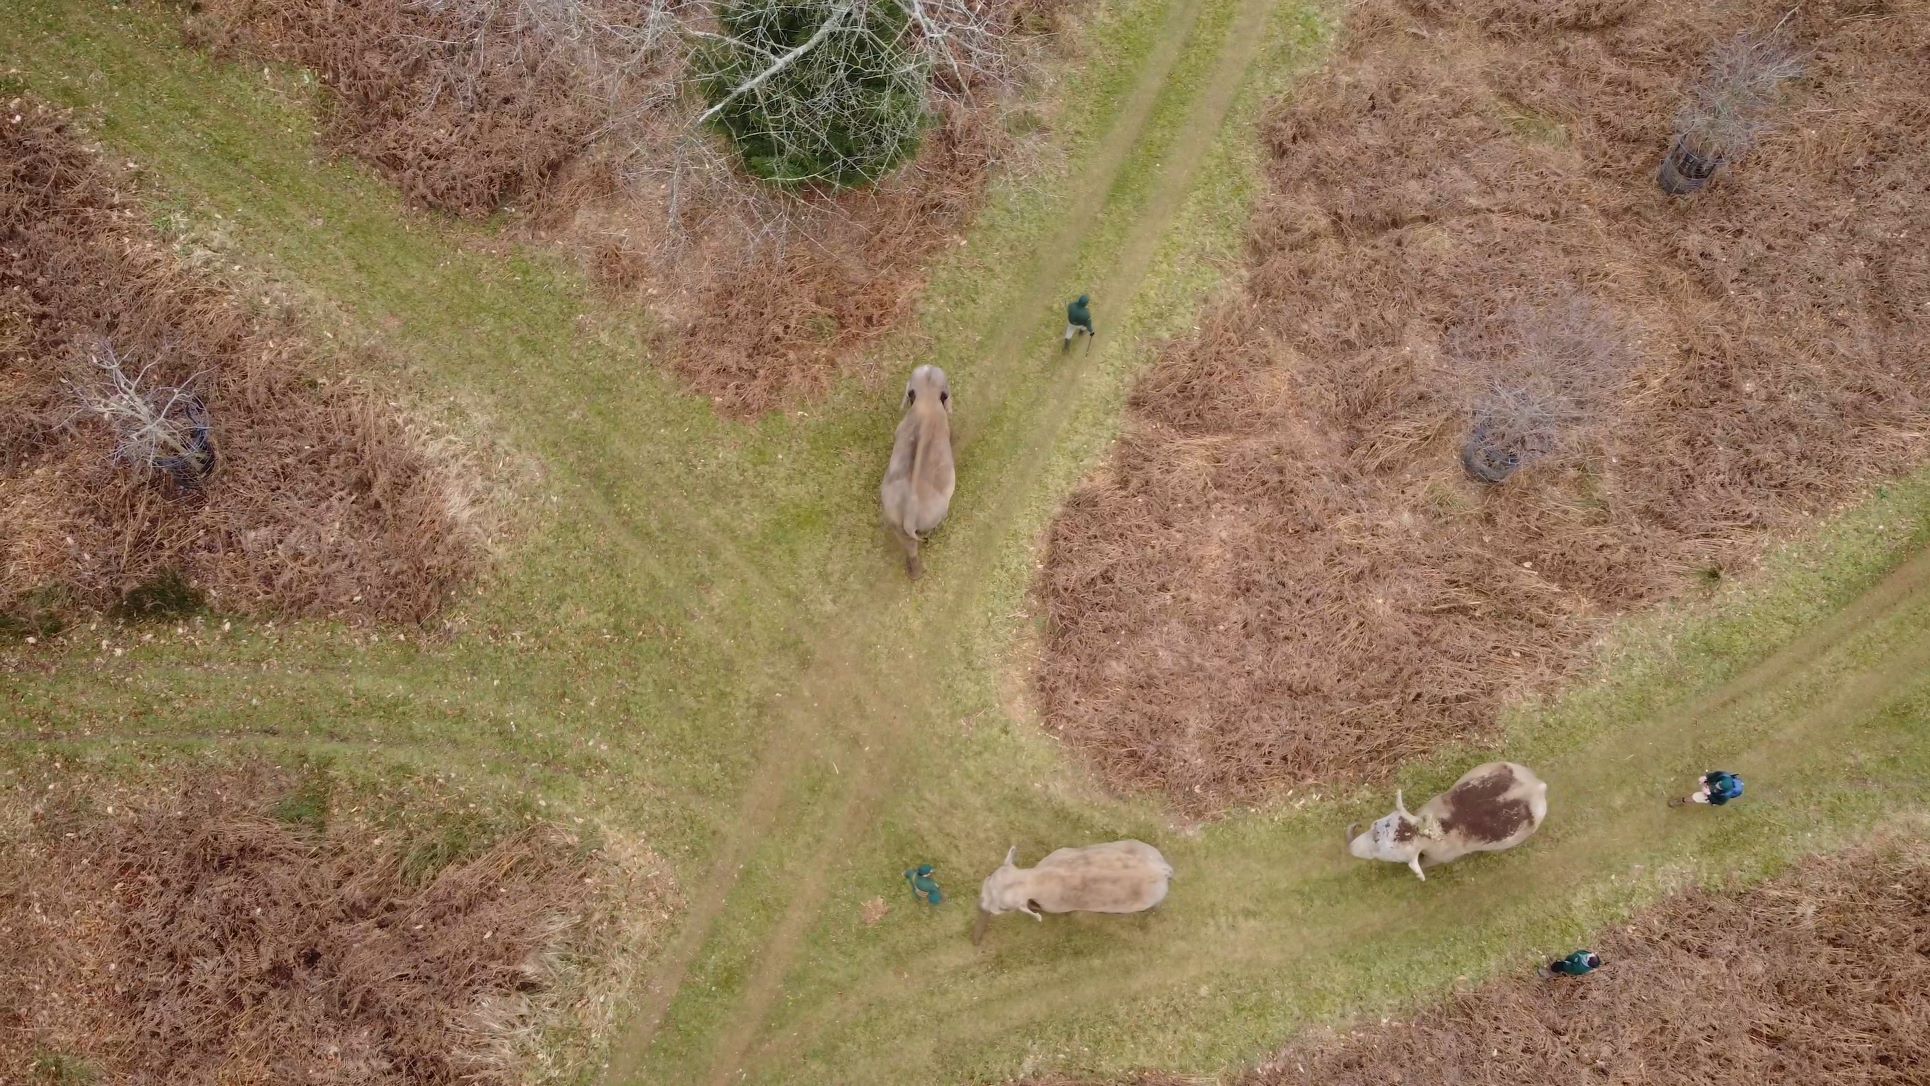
[905,864,943,905]
[1543,949,1603,978]
[1063,294,1094,352]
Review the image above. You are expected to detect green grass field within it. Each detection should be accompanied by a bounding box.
[3,0,1927,1083]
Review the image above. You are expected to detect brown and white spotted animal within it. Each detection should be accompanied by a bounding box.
[972,840,1173,944]
[1347,761,1549,880]
[879,365,955,579]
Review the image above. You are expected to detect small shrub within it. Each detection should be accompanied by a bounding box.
[1463,380,1567,482]
[695,0,931,186]
[3,102,486,624]
[0,586,74,642]
[397,804,530,885]
[1675,29,1805,160]
[30,1054,96,1086]
[1456,292,1633,484]
[114,570,207,620]
[270,768,335,833]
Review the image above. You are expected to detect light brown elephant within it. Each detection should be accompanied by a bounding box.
[879,365,955,579]
[972,840,1173,944]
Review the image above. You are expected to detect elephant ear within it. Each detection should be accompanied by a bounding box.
[1416,813,1446,840]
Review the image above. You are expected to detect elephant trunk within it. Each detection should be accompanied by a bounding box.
[970,907,991,946]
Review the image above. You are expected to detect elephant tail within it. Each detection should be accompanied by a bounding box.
[898,507,923,548]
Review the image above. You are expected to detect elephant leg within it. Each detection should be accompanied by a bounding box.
[886,519,922,579]
[893,523,923,580]
[901,534,923,580]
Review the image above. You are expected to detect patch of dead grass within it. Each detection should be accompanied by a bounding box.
[0,761,677,1085]
[2,97,487,627]
[1038,0,1930,813]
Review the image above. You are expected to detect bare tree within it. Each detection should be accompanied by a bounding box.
[1454,292,1633,484]
[66,343,217,490]
[645,131,808,258]
[890,0,1030,96]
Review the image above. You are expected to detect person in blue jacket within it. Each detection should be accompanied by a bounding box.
[905,864,943,905]
[1670,770,1744,807]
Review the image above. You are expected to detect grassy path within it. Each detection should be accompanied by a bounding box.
[4,0,1928,1084]
[599,0,1231,1061]
[671,0,1290,1078]
[728,491,1930,1083]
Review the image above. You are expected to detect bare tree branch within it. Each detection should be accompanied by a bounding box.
[65,343,217,488]
[694,0,858,126]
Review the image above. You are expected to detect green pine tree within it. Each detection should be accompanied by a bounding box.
[696,0,931,187]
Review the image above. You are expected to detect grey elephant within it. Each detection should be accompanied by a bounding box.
[972,840,1173,944]
[879,365,955,579]
[1347,761,1549,880]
